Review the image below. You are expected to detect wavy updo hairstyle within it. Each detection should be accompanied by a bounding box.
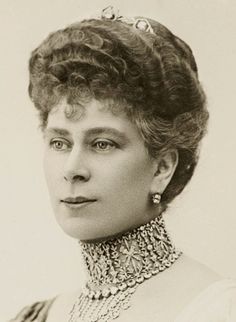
[28,15,208,210]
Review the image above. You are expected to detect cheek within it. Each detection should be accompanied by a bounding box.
[99,154,154,197]
[43,153,63,195]
[125,161,153,196]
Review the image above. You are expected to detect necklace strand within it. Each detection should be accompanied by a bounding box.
[69,215,182,322]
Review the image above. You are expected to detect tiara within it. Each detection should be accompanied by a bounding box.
[98,6,154,34]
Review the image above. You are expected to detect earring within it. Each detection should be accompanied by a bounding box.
[152,193,161,204]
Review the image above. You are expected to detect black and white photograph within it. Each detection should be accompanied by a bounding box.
[1,1,236,321]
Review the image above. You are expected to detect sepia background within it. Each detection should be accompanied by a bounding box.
[1,0,236,320]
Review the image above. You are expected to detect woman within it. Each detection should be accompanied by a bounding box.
[11,6,236,322]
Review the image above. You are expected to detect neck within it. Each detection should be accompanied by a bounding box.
[79,214,181,290]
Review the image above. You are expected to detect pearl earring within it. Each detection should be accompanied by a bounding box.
[152,193,161,204]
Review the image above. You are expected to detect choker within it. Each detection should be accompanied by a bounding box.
[69,215,182,322]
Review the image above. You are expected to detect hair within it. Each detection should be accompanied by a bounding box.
[28,16,208,210]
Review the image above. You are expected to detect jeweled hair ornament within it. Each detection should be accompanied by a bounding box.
[98,6,154,34]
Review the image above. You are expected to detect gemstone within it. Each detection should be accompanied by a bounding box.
[110,300,117,308]
[118,283,127,291]
[102,289,111,298]
[94,291,101,299]
[128,287,136,294]
[136,275,144,283]
[127,279,136,287]
[106,13,115,19]
[91,317,97,322]
[144,272,152,279]
[102,6,117,20]
[165,260,171,267]
[89,291,95,299]
[110,286,118,295]
[112,310,120,318]
[122,301,130,310]
[151,254,157,261]
[152,268,159,275]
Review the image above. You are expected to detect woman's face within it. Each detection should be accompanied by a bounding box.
[43,98,159,241]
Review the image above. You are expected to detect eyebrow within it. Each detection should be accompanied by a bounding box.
[44,127,129,142]
[44,128,71,137]
[85,127,129,141]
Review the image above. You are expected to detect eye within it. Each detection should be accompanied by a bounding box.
[50,138,71,151]
[92,139,117,151]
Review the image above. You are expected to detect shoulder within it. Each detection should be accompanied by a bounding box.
[175,279,236,322]
[9,291,79,322]
[45,291,79,322]
[171,254,236,322]
[129,254,223,321]
[10,299,54,322]
[142,254,222,301]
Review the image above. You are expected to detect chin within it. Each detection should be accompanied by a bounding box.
[56,216,109,241]
[53,204,99,240]
[54,205,132,242]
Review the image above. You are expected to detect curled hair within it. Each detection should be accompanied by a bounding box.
[28,17,208,209]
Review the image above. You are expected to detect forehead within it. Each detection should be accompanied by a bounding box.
[49,97,127,119]
[46,98,139,136]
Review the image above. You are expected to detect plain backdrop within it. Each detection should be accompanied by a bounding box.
[1,0,236,320]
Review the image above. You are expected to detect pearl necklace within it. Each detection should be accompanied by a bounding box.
[69,215,182,322]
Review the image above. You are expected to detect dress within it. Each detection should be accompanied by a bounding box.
[174,279,236,322]
[10,279,236,322]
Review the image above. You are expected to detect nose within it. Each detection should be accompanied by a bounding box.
[63,148,91,183]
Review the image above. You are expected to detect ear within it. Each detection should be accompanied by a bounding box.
[150,149,178,195]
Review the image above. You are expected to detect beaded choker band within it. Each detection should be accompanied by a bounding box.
[69,215,182,322]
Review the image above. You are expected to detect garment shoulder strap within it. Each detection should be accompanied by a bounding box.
[9,299,54,322]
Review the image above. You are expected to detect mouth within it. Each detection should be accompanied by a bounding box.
[60,196,97,209]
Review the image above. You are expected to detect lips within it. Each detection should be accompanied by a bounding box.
[61,196,97,205]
